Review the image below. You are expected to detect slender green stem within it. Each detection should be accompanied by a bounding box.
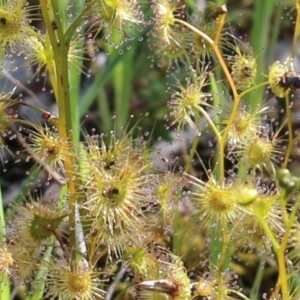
[254,214,290,300]
[277,246,290,300]
[172,209,180,255]
[227,289,250,300]
[53,0,68,29]
[39,0,80,266]
[274,192,292,300]
[28,243,53,300]
[209,73,221,130]
[64,0,97,44]
[196,106,222,145]
[45,45,59,99]
[217,218,229,277]
[238,81,269,99]
[215,219,231,300]
[176,17,240,283]
[184,134,200,173]
[0,182,5,241]
[269,285,281,300]
[175,18,239,101]
[283,93,293,168]
[175,18,241,178]
[194,105,223,174]
[292,5,300,58]
[209,225,223,270]
[250,255,266,300]
[50,0,66,41]
[256,214,279,252]
[210,72,223,179]
[214,12,226,45]
[39,1,59,100]
[255,210,290,300]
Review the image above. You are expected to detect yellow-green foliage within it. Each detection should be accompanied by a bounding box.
[1,1,300,300]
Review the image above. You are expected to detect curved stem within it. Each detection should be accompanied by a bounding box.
[214,10,226,44]
[268,284,281,300]
[227,289,250,300]
[221,95,241,149]
[64,0,98,44]
[256,214,279,252]
[184,133,200,173]
[196,106,224,175]
[175,18,239,101]
[196,106,222,144]
[254,211,290,298]
[238,81,269,99]
[175,18,242,178]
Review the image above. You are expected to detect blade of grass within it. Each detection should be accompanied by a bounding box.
[246,0,275,108]
[79,51,127,118]
[96,87,112,133]
[109,30,136,130]
[27,243,53,300]
[172,212,200,256]
[52,0,68,30]
[184,0,196,11]
[249,255,266,300]
[67,0,86,146]
[4,167,41,221]
[68,57,82,146]
[210,225,231,271]
[267,2,284,64]
[210,72,223,179]
[0,181,6,241]
[0,180,10,299]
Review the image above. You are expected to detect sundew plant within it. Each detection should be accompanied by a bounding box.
[1,0,300,299]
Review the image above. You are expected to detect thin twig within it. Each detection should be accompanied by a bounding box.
[1,69,44,106]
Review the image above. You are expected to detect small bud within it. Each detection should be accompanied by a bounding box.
[236,187,258,206]
[196,278,214,297]
[277,168,297,195]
